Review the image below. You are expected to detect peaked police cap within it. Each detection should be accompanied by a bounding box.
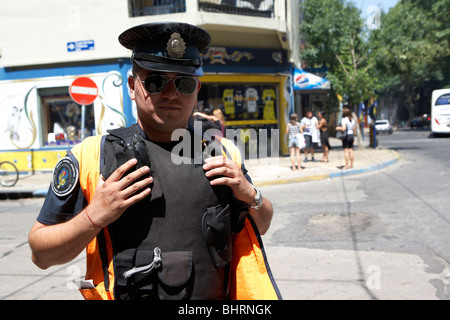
[119,22,211,76]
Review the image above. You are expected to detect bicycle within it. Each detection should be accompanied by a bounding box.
[0,161,19,187]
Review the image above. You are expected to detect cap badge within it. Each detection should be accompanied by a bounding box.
[166,32,186,59]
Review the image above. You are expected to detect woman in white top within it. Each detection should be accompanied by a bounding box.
[285,113,303,171]
[300,109,319,162]
[336,107,356,169]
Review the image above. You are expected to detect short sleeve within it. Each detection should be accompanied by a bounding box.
[36,152,86,225]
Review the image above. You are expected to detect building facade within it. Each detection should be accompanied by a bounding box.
[0,0,300,173]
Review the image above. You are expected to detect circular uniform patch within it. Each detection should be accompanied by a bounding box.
[52,157,79,197]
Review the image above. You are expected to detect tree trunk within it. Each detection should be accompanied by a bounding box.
[352,111,365,150]
[403,86,417,121]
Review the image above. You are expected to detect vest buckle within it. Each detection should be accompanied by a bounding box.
[123,247,162,279]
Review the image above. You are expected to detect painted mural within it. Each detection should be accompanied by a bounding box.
[0,71,126,173]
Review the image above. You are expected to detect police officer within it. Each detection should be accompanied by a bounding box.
[29,22,278,300]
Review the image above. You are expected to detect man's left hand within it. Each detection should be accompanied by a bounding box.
[203,156,255,206]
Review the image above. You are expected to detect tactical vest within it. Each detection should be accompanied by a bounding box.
[97,125,246,299]
[71,126,282,300]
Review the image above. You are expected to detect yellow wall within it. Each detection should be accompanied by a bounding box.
[1,148,69,173]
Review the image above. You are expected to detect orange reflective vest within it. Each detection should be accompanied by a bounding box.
[71,134,281,300]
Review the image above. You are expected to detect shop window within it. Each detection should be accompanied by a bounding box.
[198,83,278,124]
[197,82,278,159]
[39,87,95,147]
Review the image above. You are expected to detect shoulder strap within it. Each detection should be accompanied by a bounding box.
[71,135,103,203]
[106,123,140,141]
[102,124,151,180]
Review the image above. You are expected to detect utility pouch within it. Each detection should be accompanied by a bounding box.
[113,248,138,300]
[157,251,194,300]
[229,199,249,234]
[202,204,232,267]
[118,248,194,300]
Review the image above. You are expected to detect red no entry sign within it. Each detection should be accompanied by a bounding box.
[69,77,98,105]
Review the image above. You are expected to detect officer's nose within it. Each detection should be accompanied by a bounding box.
[161,79,178,99]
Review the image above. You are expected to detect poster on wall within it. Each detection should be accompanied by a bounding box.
[0,72,126,152]
[199,83,277,123]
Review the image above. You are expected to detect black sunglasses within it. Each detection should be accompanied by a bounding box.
[134,74,199,95]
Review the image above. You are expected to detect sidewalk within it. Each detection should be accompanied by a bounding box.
[0,137,400,199]
[248,137,400,187]
[0,137,406,301]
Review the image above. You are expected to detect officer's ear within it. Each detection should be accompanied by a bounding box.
[196,78,201,93]
[128,76,136,100]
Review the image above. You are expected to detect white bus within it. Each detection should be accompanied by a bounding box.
[431,89,450,134]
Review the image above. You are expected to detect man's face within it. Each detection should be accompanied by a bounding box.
[129,70,200,142]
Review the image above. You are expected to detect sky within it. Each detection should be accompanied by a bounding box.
[350,0,400,18]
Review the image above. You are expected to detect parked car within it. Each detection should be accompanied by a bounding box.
[375,119,393,134]
[410,114,431,129]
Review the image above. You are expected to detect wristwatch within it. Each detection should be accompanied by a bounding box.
[248,184,263,210]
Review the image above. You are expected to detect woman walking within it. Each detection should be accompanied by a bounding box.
[336,107,356,169]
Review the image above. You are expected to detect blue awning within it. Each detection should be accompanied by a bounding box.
[293,68,330,90]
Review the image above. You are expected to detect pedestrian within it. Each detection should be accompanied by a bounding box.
[336,107,356,169]
[28,22,280,301]
[192,108,225,136]
[285,113,303,171]
[300,109,318,162]
[192,108,222,133]
[317,110,330,162]
[213,108,226,136]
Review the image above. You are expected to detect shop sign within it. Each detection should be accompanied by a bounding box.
[293,68,330,90]
[69,77,98,105]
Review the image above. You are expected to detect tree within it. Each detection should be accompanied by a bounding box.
[369,0,450,121]
[300,0,378,110]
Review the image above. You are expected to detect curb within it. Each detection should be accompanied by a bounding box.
[254,174,330,187]
[329,156,400,178]
[0,153,401,199]
[32,189,49,198]
[0,188,48,200]
[0,190,35,200]
[254,155,400,187]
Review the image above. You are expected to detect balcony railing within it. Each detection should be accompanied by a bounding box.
[130,0,186,17]
[130,0,274,18]
[199,0,274,18]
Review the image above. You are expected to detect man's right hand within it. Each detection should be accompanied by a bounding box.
[88,158,153,228]
[28,159,152,270]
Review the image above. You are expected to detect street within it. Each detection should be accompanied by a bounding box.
[0,198,85,300]
[1,129,449,300]
[264,128,450,299]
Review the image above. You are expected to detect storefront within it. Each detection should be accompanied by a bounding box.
[293,68,331,118]
[200,46,292,156]
[0,46,293,173]
[0,63,131,173]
